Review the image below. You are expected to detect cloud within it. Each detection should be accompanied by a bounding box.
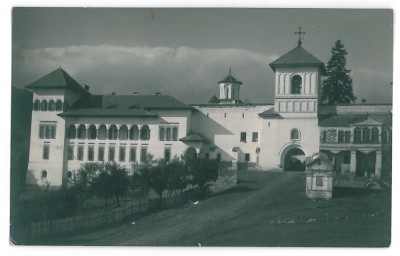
[13,45,278,104]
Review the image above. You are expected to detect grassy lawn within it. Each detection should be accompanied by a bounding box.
[42,170,391,247]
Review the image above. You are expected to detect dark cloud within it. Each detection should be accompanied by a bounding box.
[12,8,393,104]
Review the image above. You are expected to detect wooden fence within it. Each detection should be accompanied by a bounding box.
[29,198,148,240]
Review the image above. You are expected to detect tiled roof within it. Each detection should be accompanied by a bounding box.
[69,95,192,110]
[60,94,192,117]
[58,108,158,117]
[179,132,210,143]
[25,68,90,95]
[269,46,326,74]
[319,114,391,127]
[258,108,283,119]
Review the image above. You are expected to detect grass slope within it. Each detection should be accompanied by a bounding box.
[44,171,391,247]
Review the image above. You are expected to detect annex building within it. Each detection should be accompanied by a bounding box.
[25,40,392,187]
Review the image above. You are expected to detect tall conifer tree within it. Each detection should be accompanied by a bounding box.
[321,40,357,104]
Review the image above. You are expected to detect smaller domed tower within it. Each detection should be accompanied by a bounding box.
[217,68,243,104]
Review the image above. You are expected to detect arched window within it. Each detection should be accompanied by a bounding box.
[87,125,97,140]
[166,127,171,141]
[140,125,150,141]
[290,128,300,140]
[108,125,118,140]
[67,171,72,179]
[33,100,40,111]
[41,100,48,111]
[172,127,178,141]
[363,127,370,143]
[98,125,107,140]
[48,100,55,111]
[291,75,302,94]
[77,124,86,139]
[55,100,63,111]
[371,127,379,143]
[354,127,361,143]
[119,125,128,140]
[41,170,47,178]
[129,125,139,140]
[159,127,165,141]
[68,125,76,139]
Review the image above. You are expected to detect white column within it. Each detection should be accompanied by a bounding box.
[350,150,357,177]
[375,151,382,179]
[285,74,290,94]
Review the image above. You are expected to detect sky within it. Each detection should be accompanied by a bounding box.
[12,8,393,104]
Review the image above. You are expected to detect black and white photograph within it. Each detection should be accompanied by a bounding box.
[8,4,394,249]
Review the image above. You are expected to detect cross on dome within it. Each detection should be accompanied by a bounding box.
[295,26,306,46]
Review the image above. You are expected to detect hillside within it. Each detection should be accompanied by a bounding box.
[42,171,391,247]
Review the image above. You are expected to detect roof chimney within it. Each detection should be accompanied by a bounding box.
[84,84,90,91]
[111,92,116,96]
[155,92,161,95]
[133,92,139,96]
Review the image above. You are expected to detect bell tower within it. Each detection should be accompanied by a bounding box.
[269,27,326,116]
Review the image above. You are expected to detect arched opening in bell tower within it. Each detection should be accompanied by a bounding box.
[291,75,302,94]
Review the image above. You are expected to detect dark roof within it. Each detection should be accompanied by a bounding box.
[179,132,210,143]
[318,114,390,127]
[208,95,220,104]
[25,68,90,95]
[60,94,191,117]
[218,73,242,85]
[58,108,158,117]
[258,108,283,119]
[269,46,326,74]
[69,95,192,110]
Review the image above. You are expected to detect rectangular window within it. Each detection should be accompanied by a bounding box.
[245,153,250,162]
[39,123,57,139]
[67,144,74,160]
[119,146,126,162]
[88,145,94,161]
[338,131,344,143]
[252,132,258,142]
[130,146,137,162]
[164,148,171,162]
[50,125,56,139]
[166,127,172,141]
[159,127,165,141]
[77,144,84,161]
[344,131,351,143]
[109,145,115,161]
[98,145,105,161]
[39,125,45,139]
[172,127,178,141]
[316,176,324,187]
[141,147,148,162]
[43,144,50,159]
[240,132,247,142]
[343,152,351,164]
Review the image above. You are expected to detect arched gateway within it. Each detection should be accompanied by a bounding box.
[281,145,306,171]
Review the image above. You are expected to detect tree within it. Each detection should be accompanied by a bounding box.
[92,171,113,209]
[107,163,129,206]
[321,40,357,104]
[189,158,218,195]
[149,160,168,200]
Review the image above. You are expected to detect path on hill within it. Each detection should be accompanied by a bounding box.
[47,171,391,247]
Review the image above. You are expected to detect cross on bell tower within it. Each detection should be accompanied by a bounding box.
[295,26,306,46]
